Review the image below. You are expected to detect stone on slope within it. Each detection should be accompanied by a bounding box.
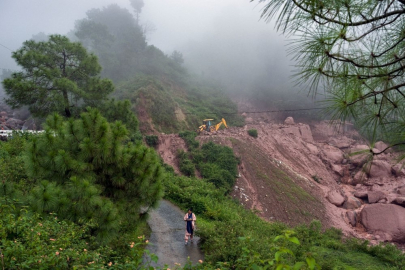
[354,190,368,199]
[284,117,295,125]
[360,204,405,242]
[367,191,386,204]
[392,197,405,207]
[326,190,346,206]
[298,124,314,142]
[367,160,392,179]
[346,211,357,227]
[343,196,362,209]
[374,141,389,153]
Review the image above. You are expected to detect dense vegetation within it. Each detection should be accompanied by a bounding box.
[178,131,238,193]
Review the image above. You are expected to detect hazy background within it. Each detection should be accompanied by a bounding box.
[0,0,314,113]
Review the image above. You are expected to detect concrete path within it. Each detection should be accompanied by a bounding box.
[146,200,204,268]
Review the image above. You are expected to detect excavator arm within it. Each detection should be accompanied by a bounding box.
[213,118,228,131]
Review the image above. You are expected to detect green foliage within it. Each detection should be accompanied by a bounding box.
[0,201,153,269]
[145,135,159,147]
[179,131,200,150]
[247,129,258,138]
[96,98,139,134]
[24,109,164,241]
[3,35,114,118]
[177,150,196,177]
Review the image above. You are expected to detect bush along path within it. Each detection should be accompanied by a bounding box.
[146,200,204,268]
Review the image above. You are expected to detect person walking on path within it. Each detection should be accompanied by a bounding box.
[184,208,196,245]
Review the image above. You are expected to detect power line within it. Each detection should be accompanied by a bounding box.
[177,107,324,115]
[0,42,13,51]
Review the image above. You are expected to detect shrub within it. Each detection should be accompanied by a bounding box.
[145,135,159,147]
[177,150,196,177]
[248,129,258,138]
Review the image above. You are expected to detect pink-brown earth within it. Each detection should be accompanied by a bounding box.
[157,114,405,245]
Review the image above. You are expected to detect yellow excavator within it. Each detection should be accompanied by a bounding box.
[197,118,228,133]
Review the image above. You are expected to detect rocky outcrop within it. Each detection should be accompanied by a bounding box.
[360,204,405,242]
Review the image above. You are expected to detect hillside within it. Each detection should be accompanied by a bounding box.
[158,113,405,245]
[112,75,244,134]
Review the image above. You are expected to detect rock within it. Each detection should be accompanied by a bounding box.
[329,137,352,149]
[392,197,405,207]
[245,117,254,123]
[305,143,319,155]
[397,186,405,196]
[353,170,367,185]
[331,164,344,177]
[326,190,346,206]
[349,145,371,166]
[368,191,386,204]
[283,126,301,137]
[343,196,362,209]
[0,111,7,117]
[360,204,405,243]
[374,141,389,153]
[284,117,295,125]
[392,164,405,177]
[322,145,344,164]
[367,160,392,179]
[299,124,314,142]
[346,211,357,226]
[354,190,368,199]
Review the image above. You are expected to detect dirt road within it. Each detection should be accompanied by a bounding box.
[146,200,204,268]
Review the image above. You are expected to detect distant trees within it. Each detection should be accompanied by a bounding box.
[129,0,144,23]
[170,50,184,65]
[2,35,113,118]
[75,4,146,81]
[255,0,405,154]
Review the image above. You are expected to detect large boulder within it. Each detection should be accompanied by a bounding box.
[360,204,405,242]
[305,143,319,155]
[299,124,314,142]
[322,145,344,164]
[326,190,346,206]
[331,164,344,177]
[367,160,392,179]
[368,191,386,204]
[349,145,371,166]
[284,117,295,125]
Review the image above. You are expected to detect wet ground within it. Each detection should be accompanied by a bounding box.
[146,200,204,268]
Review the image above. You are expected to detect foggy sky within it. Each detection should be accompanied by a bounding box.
[0,0,279,70]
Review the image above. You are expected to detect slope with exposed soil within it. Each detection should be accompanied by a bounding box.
[157,114,405,244]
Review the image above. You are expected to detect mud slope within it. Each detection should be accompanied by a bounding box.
[159,116,405,242]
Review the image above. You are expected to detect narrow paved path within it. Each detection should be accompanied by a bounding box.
[146,200,204,268]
